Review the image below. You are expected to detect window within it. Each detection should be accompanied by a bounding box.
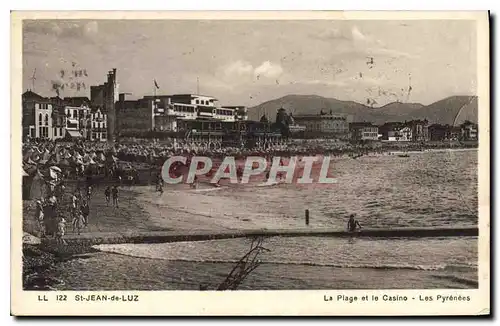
[38,113,42,125]
[45,114,49,126]
[196,100,199,104]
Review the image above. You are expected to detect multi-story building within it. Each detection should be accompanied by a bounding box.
[223,106,248,121]
[64,104,90,139]
[89,108,108,141]
[460,121,478,141]
[380,120,429,142]
[428,124,452,141]
[23,90,66,140]
[379,122,411,141]
[115,95,154,134]
[349,122,380,141]
[22,90,110,141]
[117,93,247,134]
[90,68,119,142]
[293,113,349,137]
[406,119,429,142]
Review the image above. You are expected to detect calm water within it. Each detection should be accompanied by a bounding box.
[95,150,478,288]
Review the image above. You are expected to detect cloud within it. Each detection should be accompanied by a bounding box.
[313,25,366,42]
[221,60,283,80]
[313,24,416,60]
[254,61,283,78]
[23,20,99,39]
[223,60,254,76]
[351,26,366,41]
[315,28,348,40]
[367,47,417,59]
[302,79,347,87]
[83,21,99,36]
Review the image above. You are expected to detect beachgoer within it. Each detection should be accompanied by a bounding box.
[112,185,119,208]
[71,191,78,215]
[35,200,45,237]
[347,214,362,232]
[81,201,90,226]
[86,185,92,202]
[191,175,198,189]
[104,186,111,206]
[56,217,67,244]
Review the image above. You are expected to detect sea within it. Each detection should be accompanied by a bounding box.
[61,149,479,290]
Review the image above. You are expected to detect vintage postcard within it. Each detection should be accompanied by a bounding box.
[11,11,490,316]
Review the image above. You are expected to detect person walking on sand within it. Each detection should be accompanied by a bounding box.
[35,199,45,237]
[56,217,67,245]
[104,186,111,206]
[81,200,90,227]
[347,214,362,232]
[112,185,119,208]
[71,191,78,215]
[86,185,92,203]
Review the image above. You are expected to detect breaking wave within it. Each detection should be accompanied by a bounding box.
[93,244,477,272]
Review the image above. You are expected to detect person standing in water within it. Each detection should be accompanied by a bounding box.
[347,214,362,232]
[104,186,111,206]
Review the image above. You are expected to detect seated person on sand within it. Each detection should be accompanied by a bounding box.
[347,214,362,232]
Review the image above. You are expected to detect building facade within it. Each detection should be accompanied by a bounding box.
[293,113,349,137]
[89,108,108,141]
[349,122,380,141]
[460,121,478,141]
[90,68,119,143]
[406,119,429,142]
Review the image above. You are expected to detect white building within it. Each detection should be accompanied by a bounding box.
[28,102,63,140]
[90,108,107,141]
[214,108,236,122]
[64,105,90,139]
[387,127,412,141]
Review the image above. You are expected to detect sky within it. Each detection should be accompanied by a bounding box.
[22,19,477,107]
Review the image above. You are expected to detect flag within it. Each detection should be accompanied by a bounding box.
[154,79,160,89]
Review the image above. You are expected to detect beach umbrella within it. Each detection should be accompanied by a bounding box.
[49,166,62,173]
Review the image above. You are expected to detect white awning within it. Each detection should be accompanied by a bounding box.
[66,130,83,138]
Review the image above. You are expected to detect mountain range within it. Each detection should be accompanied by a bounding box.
[248,95,478,126]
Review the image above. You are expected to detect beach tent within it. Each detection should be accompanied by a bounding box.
[58,159,70,168]
[23,170,47,200]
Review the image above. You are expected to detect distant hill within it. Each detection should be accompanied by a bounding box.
[405,96,478,125]
[248,94,477,125]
